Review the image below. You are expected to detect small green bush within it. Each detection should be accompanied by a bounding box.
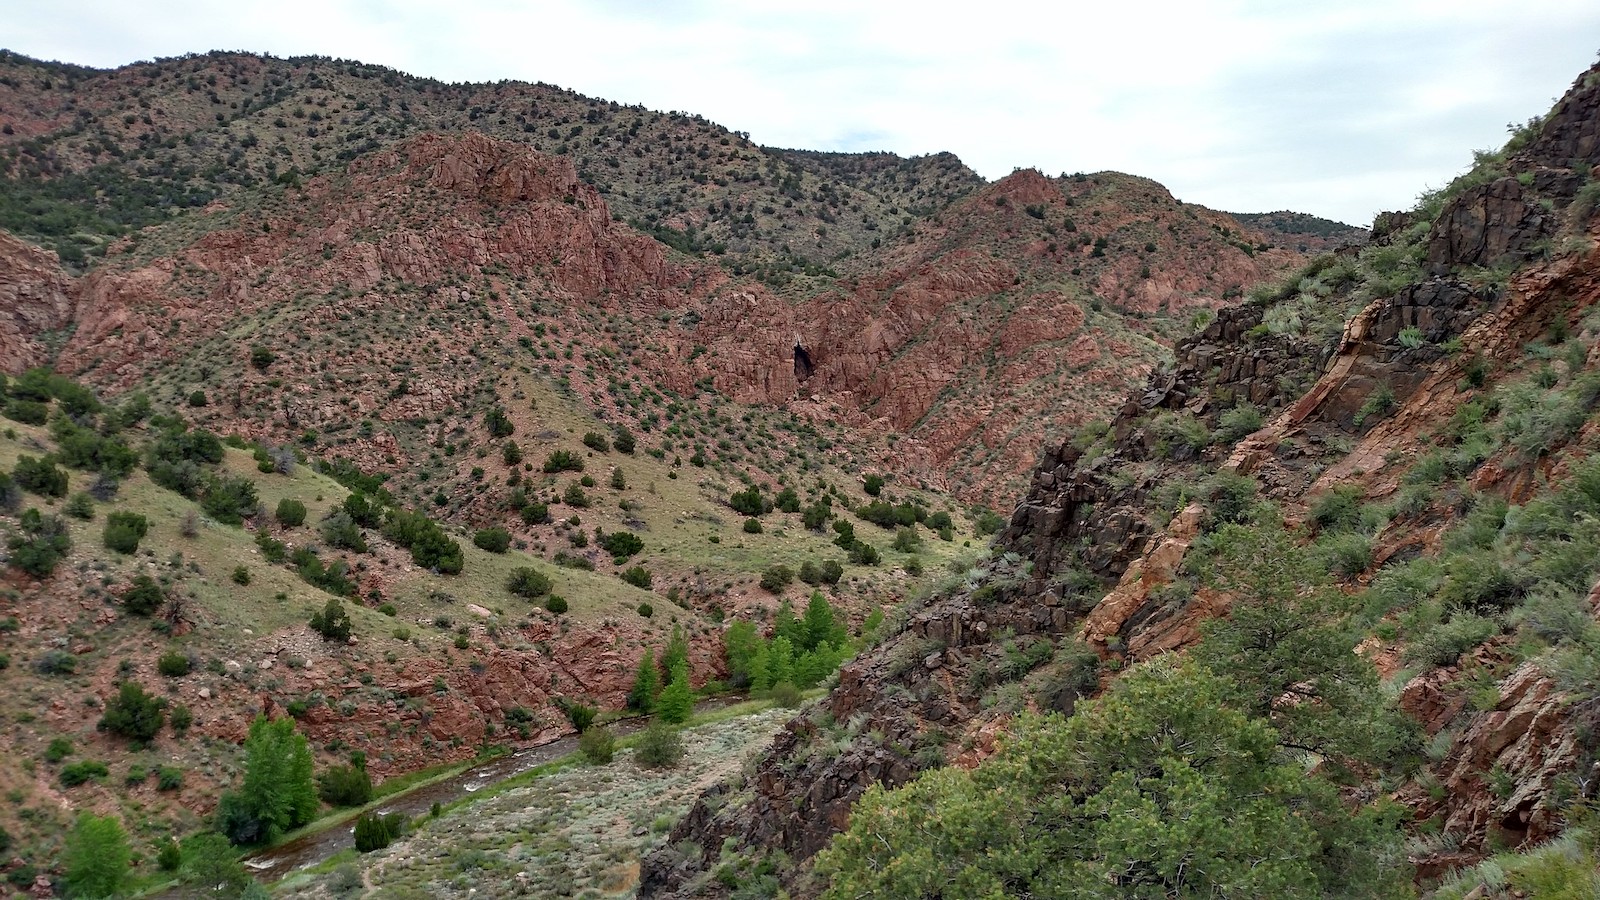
[507,566,553,598]
[158,651,192,677]
[103,510,149,554]
[634,722,684,768]
[621,566,653,589]
[582,431,611,453]
[275,498,307,527]
[743,517,763,534]
[579,725,616,764]
[545,594,569,614]
[60,760,110,787]
[473,527,512,554]
[122,575,165,616]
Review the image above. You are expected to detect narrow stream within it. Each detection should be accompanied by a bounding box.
[242,696,749,878]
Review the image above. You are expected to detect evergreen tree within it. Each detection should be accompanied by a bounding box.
[767,636,795,689]
[800,592,846,651]
[628,649,659,712]
[656,661,694,724]
[179,832,252,896]
[659,624,689,680]
[63,813,130,898]
[749,643,772,692]
[723,620,761,687]
[772,599,800,645]
[99,680,166,742]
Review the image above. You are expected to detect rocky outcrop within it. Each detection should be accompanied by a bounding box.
[0,231,74,374]
[1425,177,1554,276]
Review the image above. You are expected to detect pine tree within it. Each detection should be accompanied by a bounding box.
[749,643,772,692]
[800,592,845,651]
[773,599,800,644]
[628,649,660,712]
[660,624,689,679]
[767,636,796,689]
[63,813,130,898]
[656,661,694,724]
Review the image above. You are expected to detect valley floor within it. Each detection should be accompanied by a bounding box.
[276,706,791,898]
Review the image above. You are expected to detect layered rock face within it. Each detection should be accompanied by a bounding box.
[0,231,75,374]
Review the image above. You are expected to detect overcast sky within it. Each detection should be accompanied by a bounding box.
[8,1,1600,225]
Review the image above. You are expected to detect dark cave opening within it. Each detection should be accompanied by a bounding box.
[793,344,815,382]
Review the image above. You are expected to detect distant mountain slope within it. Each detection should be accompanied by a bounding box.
[1227,209,1368,252]
[0,50,981,279]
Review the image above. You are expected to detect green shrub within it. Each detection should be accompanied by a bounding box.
[201,474,258,525]
[45,737,73,763]
[579,725,616,764]
[1353,383,1397,428]
[545,594,569,614]
[319,510,368,552]
[560,699,596,732]
[769,680,803,708]
[613,427,636,454]
[864,474,885,496]
[7,508,69,575]
[599,530,644,559]
[637,602,654,618]
[891,526,923,553]
[621,565,653,589]
[1213,404,1265,443]
[231,565,251,585]
[60,760,110,787]
[1318,532,1372,577]
[317,764,373,807]
[743,517,763,534]
[582,431,611,452]
[760,565,794,593]
[473,527,512,554]
[1148,412,1212,458]
[158,651,192,677]
[35,649,76,675]
[354,812,405,853]
[564,482,590,508]
[99,681,166,742]
[269,498,305,528]
[13,455,67,497]
[730,486,766,516]
[169,705,193,736]
[485,407,515,438]
[507,566,553,598]
[102,510,149,554]
[2,398,48,425]
[634,722,684,768]
[1406,614,1498,666]
[64,492,94,520]
[122,575,165,616]
[1309,485,1366,533]
[542,450,583,473]
[309,599,353,641]
[157,765,183,790]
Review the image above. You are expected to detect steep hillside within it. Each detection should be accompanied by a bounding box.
[2,119,1304,507]
[0,50,981,279]
[642,58,1600,897]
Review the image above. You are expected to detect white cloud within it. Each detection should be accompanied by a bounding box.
[7,0,1600,224]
